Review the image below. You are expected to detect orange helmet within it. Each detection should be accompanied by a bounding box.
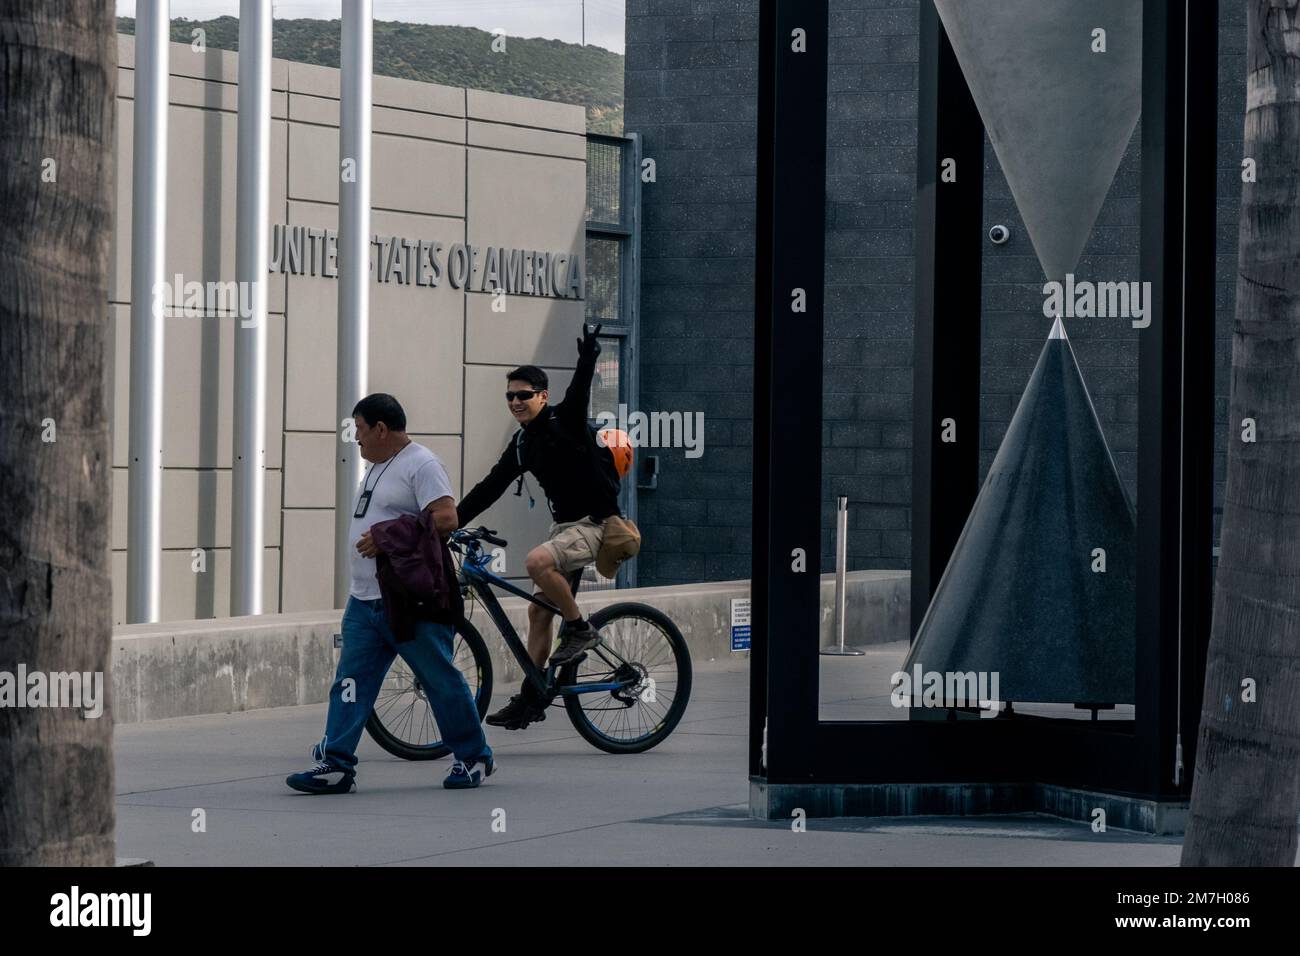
[597,428,634,479]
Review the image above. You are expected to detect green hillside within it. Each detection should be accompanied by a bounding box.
[116,16,624,134]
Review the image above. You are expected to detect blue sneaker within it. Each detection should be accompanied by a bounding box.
[443,755,495,789]
[286,761,356,794]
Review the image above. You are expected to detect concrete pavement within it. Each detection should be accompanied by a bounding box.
[113,660,1198,866]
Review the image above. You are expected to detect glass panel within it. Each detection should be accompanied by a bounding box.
[816,26,914,721]
[817,3,1142,726]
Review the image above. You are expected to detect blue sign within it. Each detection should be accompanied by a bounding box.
[730,598,751,652]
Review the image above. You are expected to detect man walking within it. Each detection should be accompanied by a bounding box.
[455,322,621,729]
[286,394,493,793]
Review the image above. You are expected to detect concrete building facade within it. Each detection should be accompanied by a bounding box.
[108,35,590,623]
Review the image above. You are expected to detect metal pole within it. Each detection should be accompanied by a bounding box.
[752,0,828,782]
[1177,0,1219,795]
[1136,0,1182,800]
[822,495,863,656]
[232,0,271,616]
[334,0,372,607]
[126,0,169,624]
[624,132,643,588]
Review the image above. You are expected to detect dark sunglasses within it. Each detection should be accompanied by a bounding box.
[505,390,541,402]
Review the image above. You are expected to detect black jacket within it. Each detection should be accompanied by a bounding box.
[458,347,620,527]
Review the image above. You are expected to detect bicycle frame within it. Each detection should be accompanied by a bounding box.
[455,541,636,701]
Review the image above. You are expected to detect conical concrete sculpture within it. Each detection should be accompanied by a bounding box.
[904,319,1135,705]
[934,0,1141,280]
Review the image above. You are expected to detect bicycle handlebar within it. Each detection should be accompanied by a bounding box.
[452,526,508,548]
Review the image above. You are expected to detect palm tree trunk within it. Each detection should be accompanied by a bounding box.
[0,0,117,865]
[1182,0,1300,867]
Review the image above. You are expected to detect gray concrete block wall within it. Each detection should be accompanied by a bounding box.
[110,36,589,622]
[822,1,918,572]
[626,0,1246,587]
[626,0,761,587]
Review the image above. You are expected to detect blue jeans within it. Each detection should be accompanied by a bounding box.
[317,597,490,770]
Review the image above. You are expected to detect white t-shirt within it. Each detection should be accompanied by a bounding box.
[347,441,454,600]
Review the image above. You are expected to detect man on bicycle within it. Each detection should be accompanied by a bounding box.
[455,321,621,729]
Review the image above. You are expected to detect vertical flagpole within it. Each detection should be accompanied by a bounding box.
[334,0,373,606]
[126,0,170,623]
[232,0,272,615]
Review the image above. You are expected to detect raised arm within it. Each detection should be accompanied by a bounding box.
[557,322,603,427]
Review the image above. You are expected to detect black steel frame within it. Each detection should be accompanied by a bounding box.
[751,0,1218,800]
[584,131,643,588]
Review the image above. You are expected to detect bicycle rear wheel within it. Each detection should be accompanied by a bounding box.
[559,602,692,754]
[364,619,493,761]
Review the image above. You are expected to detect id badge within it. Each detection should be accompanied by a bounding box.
[354,490,372,519]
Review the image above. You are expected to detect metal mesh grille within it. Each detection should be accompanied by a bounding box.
[589,337,621,420]
[585,235,621,322]
[586,139,623,225]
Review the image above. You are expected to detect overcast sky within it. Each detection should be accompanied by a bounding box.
[115,1,627,54]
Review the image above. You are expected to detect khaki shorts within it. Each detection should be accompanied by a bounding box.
[539,516,605,575]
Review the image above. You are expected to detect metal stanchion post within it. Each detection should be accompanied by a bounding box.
[822,495,864,656]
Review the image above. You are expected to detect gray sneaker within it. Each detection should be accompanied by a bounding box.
[549,622,601,666]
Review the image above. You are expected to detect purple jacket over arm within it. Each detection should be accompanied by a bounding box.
[368,510,463,642]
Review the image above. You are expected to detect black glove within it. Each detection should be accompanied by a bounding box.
[577,322,603,359]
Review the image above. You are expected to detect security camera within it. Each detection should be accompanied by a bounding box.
[988,224,1011,245]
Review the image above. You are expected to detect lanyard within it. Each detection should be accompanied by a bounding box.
[354,442,407,518]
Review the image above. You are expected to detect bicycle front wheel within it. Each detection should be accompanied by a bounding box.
[559,602,692,754]
[364,618,493,761]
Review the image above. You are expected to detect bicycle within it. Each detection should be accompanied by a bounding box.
[364,525,692,758]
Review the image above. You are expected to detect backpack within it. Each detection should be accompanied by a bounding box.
[587,421,624,497]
